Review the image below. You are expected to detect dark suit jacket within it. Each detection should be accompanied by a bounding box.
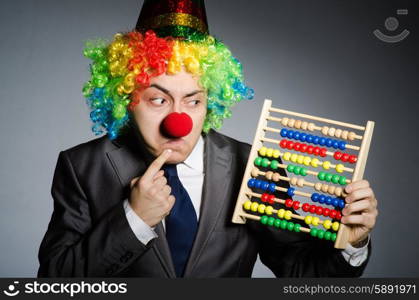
[38,125,371,277]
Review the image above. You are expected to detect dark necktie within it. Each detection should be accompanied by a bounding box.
[163,164,198,277]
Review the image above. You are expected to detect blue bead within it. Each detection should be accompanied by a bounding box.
[287,130,294,139]
[319,195,326,204]
[255,180,262,189]
[338,141,346,150]
[268,183,276,193]
[247,178,256,188]
[313,136,320,145]
[280,128,288,138]
[332,140,339,149]
[262,181,270,191]
[306,135,313,143]
[300,133,307,142]
[287,187,295,197]
[326,139,333,147]
[319,137,326,146]
[325,196,332,205]
[311,193,319,202]
[294,131,300,140]
[339,199,346,209]
[332,198,339,207]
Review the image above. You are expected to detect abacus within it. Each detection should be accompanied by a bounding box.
[232,99,374,249]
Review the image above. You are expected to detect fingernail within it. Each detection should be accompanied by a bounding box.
[165,149,172,154]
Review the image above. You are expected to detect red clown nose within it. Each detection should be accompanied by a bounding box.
[162,112,193,138]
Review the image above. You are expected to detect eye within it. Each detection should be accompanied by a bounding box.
[151,98,166,105]
[187,99,201,106]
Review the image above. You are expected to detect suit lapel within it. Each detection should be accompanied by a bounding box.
[183,130,232,276]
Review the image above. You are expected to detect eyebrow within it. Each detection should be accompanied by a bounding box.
[149,84,204,99]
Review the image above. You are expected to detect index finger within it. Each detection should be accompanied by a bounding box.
[142,149,172,182]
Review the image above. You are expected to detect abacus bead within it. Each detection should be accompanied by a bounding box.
[303,156,311,166]
[328,127,336,136]
[318,172,326,181]
[335,129,342,138]
[332,140,339,149]
[348,132,356,141]
[302,203,310,212]
[314,147,320,156]
[332,222,340,231]
[268,183,277,193]
[243,201,252,210]
[308,123,315,131]
[247,178,256,188]
[273,150,281,158]
[272,172,280,182]
[314,182,322,191]
[277,209,285,218]
[290,153,298,163]
[281,117,289,126]
[261,193,268,202]
[325,231,332,240]
[349,155,357,164]
[323,208,330,217]
[331,233,337,242]
[294,142,301,151]
[325,173,333,182]
[338,141,346,150]
[279,139,287,148]
[310,228,318,237]
[294,224,301,232]
[287,141,294,149]
[313,136,320,145]
[259,147,267,156]
[287,130,294,139]
[312,217,320,226]
[334,151,342,160]
[319,137,326,146]
[335,164,344,173]
[305,215,313,225]
[251,168,259,178]
[293,201,300,210]
[261,181,270,191]
[280,220,288,229]
[323,161,331,170]
[319,195,326,204]
[265,206,274,215]
[325,196,332,205]
[300,168,308,176]
[300,144,308,152]
[294,166,301,175]
[287,164,295,173]
[306,135,314,143]
[339,176,347,185]
[287,187,295,197]
[258,204,266,214]
[309,205,317,214]
[341,153,349,162]
[254,179,262,189]
[323,219,332,229]
[295,120,302,129]
[262,158,270,167]
[265,171,273,180]
[267,217,275,226]
[254,157,262,166]
[307,145,314,154]
[322,126,329,135]
[332,198,339,207]
[280,128,288,137]
[300,133,307,142]
[268,195,276,204]
[311,193,320,202]
[285,199,293,208]
[284,210,292,220]
[251,202,259,212]
[329,210,337,219]
[339,200,345,209]
[293,131,300,140]
[320,148,327,157]
[283,152,291,161]
[332,174,340,184]
[317,230,325,239]
[336,211,342,220]
[335,187,343,197]
[266,148,273,157]
[316,206,323,215]
[287,222,295,231]
[274,219,281,228]
[297,178,305,187]
[271,160,279,170]
[297,155,304,165]
[260,215,268,225]
[326,138,333,147]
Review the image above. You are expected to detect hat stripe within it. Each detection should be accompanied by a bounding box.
[140,12,208,35]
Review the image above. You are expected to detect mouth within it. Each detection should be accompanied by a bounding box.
[163,138,186,149]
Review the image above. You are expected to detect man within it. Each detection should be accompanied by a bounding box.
[38,0,377,277]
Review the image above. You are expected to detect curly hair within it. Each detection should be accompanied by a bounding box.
[82,30,253,139]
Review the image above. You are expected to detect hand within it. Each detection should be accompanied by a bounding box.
[341,179,378,247]
[129,149,175,227]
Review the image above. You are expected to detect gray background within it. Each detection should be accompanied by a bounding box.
[0,0,418,277]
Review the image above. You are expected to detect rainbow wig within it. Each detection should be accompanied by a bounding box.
[82,30,254,140]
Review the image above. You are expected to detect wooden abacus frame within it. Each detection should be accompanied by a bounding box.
[232,99,374,249]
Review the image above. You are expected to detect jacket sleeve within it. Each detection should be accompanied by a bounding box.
[37,151,153,277]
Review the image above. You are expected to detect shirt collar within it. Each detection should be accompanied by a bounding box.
[182,135,204,173]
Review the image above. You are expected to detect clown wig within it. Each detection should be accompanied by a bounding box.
[82,30,253,140]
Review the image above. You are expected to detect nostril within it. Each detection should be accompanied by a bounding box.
[161,112,193,138]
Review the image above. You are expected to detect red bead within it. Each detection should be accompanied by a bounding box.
[300,144,308,153]
[334,151,342,160]
[336,211,342,220]
[294,142,301,151]
[268,194,275,204]
[309,205,317,214]
[302,203,310,212]
[307,145,314,154]
[341,153,350,162]
[313,147,320,156]
[287,141,294,150]
[293,201,300,210]
[320,148,327,157]
[261,193,268,203]
[329,210,337,219]
[279,139,287,148]
[349,155,357,164]
[316,206,323,215]
[323,208,330,217]
[285,199,293,208]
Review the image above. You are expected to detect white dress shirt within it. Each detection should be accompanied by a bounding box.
[123,135,369,267]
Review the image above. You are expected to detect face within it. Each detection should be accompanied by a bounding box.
[130,68,207,164]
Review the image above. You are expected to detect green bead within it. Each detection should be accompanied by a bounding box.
[331,233,337,242]
[331,174,340,184]
[260,216,268,225]
[294,166,301,175]
[324,231,332,240]
[318,172,326,181]
[271,160,279,170]
[317,230,325,239]
[262,158,270,168]
[287,164,295,173]
[325,173,333,182]
[310,228,318,237]
[294,224,301,232]
[339,176,347,185]
[267,217,275,226]
[254,157,262,166]
[280,220,288,229]
[300,167,308,176]
[274,219,281,228]
[287,222,295,231]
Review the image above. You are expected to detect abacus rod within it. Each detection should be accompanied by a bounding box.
[240,213,311,233]
[268,107,366,131]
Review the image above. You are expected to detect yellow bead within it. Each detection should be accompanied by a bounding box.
[303,156,311,166]
[283,152,291,161]
[259,147,267,156]
[284,210,292,220]
[297,155,305,164]
[304,215,313,225]
[291,153,298,163]
[258,204,266,214]
[323,219,332,229]
[265,206,273,215]
[312,217,319,226]
[277,209,285,218]
[266,148,273,157]
[332,222,340,231]
[243,200,252,211]
[323,160,331,170]
[311,158,319,167]
[336,164,344,173]
[273,150,281,158]
[251,202,259,212]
